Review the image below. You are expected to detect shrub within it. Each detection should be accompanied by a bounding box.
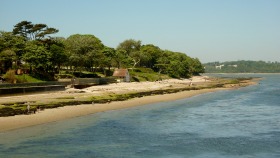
[73,72,100,78]
[16,75,28,83]
[132,68,154,73]
[4,69,16,83]
[55,74,73,79]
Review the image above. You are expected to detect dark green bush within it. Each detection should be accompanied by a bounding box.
[73,72,100,78]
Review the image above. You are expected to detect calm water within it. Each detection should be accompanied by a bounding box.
[0,74,280,158]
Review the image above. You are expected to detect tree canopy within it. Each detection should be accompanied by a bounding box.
[13,21,58,40]
[1,20,205,80]
[64,34,104,72]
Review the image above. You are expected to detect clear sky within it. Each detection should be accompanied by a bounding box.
[1,0,280,63]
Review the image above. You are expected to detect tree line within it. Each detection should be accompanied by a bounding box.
[204,60,280,73]
[0,21,204,80]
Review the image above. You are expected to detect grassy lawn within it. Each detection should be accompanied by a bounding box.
[16,74,44,83]
[129,68,170,82]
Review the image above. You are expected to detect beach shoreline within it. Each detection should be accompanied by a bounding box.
[0,77,259,132]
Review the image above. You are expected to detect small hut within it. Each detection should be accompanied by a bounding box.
[112,69,130,82]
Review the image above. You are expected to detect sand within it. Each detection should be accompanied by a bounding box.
[0,77,208,105]
[0,76,256,132]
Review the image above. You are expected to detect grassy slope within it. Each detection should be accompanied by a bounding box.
[129,68,170,82]
[16,74,43,83]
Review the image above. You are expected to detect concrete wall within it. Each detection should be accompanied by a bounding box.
[0,81,70,88]
[73,77,116,85]
[0,77,116,95]
[0,85,65,96]
[72,77,116,89]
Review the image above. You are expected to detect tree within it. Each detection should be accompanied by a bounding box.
[140,44,162,69]
[117,39,141,55]
[13,21,59,40]
[102,46,116,71]
[114,49,132,69]
[190,58,205,75]
[155,50,204,78]
[117,39,142,69]
[86,49,105,72]
[0,49,17,72]
[155,50,171,75]
[23,41,50,71]
[0,31,26,72]
[204,60,280,73]
[64,34,104,72]
[49,42,67,73]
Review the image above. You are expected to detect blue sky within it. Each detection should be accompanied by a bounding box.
[1,0,280,63]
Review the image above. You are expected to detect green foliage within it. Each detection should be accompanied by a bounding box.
[117,39,141,56]
[0,49,17,61]
[115,40,205,78]
[15,75,27,83]
[133,68,155,73]
[23,41,51,69]
[140,44,162,70]
[55,74,73,79]
[0,103,37,116]
[16,74,43,83]
[101,46,116,71]
[116,39,142,69]
[3,71,42,83]
[1,21,205,80]
[0,31,26,72]
[72,72,100,78]
[204,60,280,73]
[65,34,104,72]
[190,58,205,75]
[156,51,203,78]
[13,21,58,40]
[49,42,67,69]
[114,49,133,68]
[10,21,64,80]
[3,70,16,83]
[129,68,170,82]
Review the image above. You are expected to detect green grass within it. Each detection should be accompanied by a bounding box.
[16,74,43,83]
[57,68,168,81]
[129,68,170,82]
[56,97,75,100]
[0,103,36,116]
[227,79,239,84]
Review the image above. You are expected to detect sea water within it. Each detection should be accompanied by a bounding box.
[0,74,280,158]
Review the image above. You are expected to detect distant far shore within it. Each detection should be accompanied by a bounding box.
[0,76,259,132]
[205,73,280,74]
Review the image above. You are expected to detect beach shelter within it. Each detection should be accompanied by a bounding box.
[112,69,130,82]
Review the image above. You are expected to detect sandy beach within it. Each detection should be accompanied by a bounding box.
[0,76,257,132]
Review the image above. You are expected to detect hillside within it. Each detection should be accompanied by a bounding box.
[204,60,280,73]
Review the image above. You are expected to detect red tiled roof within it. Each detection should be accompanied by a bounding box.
[113,69,128,77]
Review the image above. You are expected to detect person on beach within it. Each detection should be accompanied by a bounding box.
[27,103,30,114]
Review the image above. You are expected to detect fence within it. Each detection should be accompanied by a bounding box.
[0,81,70,88]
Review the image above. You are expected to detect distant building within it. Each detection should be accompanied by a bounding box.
[228,65,238,68]
[215,65,224,69]
[112,69,130,82]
